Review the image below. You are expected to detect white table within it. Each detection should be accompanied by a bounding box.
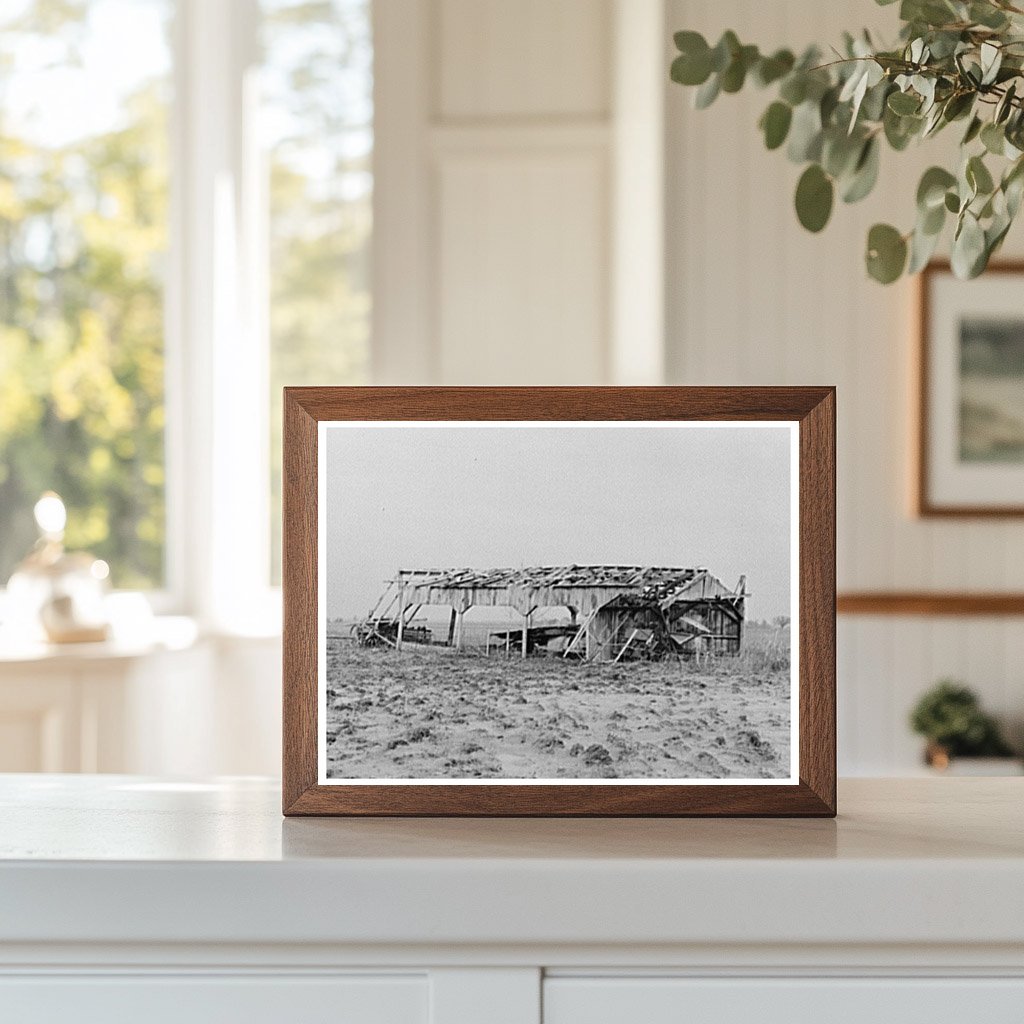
[1,776,1023,1023]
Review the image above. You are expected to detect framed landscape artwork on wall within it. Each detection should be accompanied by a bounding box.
[282,387,836,816]
[918,262,1024,517]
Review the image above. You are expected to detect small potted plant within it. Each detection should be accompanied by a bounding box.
[909,680,1020,774]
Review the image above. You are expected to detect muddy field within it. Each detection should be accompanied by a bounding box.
[324,629,791,780]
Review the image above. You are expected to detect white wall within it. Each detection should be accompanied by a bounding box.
[665,0,1024,772]
[373,0,666,386]
[196,0,1024,779]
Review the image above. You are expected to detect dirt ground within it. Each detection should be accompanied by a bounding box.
[324,634,791,780]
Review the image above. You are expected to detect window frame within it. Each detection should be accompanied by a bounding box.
[165,0,279,633]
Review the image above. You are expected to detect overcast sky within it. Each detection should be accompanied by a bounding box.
[324,424,794,620]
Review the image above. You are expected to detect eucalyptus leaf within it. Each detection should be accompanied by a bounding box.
[981,121,1006,155]
[995,82,1017,124]
[721,44,759,92]
[917,166,957,210]
[908,222,943,273]
[921,200,946,235]
[866,223,908,283]
[760,101,793,150]
[967,154,995,195]
[842,137,881,203]
[795,164,834,232]
[952,212,987,278]
[942,91,974,122]
[779,74,807,106]
[884,106,922,150]
[822,128,864,178]
[962,115,983,145]
[710,31,740,73]
[671,51,712,87]
[670,5,1024,284]
[787,101,823,162]
[970,2,1009,29]
[888,90,921,115]
[754,49,795,87]
[980,42,1003,86]
[694,73,721,109]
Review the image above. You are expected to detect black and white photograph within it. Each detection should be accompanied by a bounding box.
[318,421,798,784]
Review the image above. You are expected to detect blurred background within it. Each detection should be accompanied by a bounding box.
[0,0,1021,778]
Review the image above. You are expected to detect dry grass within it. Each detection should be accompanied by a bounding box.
[324,626,792,781]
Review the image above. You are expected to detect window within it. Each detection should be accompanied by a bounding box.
[262,0,373,581]
[0,0,373,616]
[0,0,172,589]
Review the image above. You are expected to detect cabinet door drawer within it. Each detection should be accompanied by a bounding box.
[0,974,428,1024]
[544,977,1024,1024]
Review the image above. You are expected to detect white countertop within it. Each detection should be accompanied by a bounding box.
[2,775,1023,951]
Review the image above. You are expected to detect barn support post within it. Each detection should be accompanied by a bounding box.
[447,607,457,647]
[522,608,533,659]
[396,580,406,650]
[455,610,465,652]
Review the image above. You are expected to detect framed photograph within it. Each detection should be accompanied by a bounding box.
[918,261,1024,516]
[283,387,835,816]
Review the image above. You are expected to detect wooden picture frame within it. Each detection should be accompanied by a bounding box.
[283,387,836,817]
[917,260,1024,517]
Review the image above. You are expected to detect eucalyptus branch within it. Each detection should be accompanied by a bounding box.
[670,0,1024,283]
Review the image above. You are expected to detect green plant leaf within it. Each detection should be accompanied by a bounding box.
[787,101,823,162]
[710,30,740,73]
[1004,158,1024,216]
[962,115,983,145]
[842,137,880,203]
[970,2,1009,29]
[981,122,1005,155]
[921,199,946,235]
[908,221,942,273]
[694,73,721,109]
[779,73,807,106]
[951,212,987,278]
[822,128,863,178]
[967,154,995,195]
[721,44,759,92]
[760,101,792,150]
[888,90,921,115]
[671,31,713,86]
[917,166,957,210]
[996,82,1017,125]
[754,49,795,87]
[980,41,1002,86]
[884,106,922,150]
[866,223,907,283]
[795,164,834,232]
[942,91,974,123]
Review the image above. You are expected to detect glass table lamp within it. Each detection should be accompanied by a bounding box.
[5,493,111,644]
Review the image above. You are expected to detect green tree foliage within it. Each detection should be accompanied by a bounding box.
[0,0,373,590]
[670,0,1024,283]
[264,0,372,580]
[0,2,169,587]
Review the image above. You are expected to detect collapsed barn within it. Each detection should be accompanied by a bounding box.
[354,565,747,662]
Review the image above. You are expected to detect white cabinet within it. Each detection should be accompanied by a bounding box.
[0,975,428,1024]
[544,977,1024,1024]
[2,777,1023,1024]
